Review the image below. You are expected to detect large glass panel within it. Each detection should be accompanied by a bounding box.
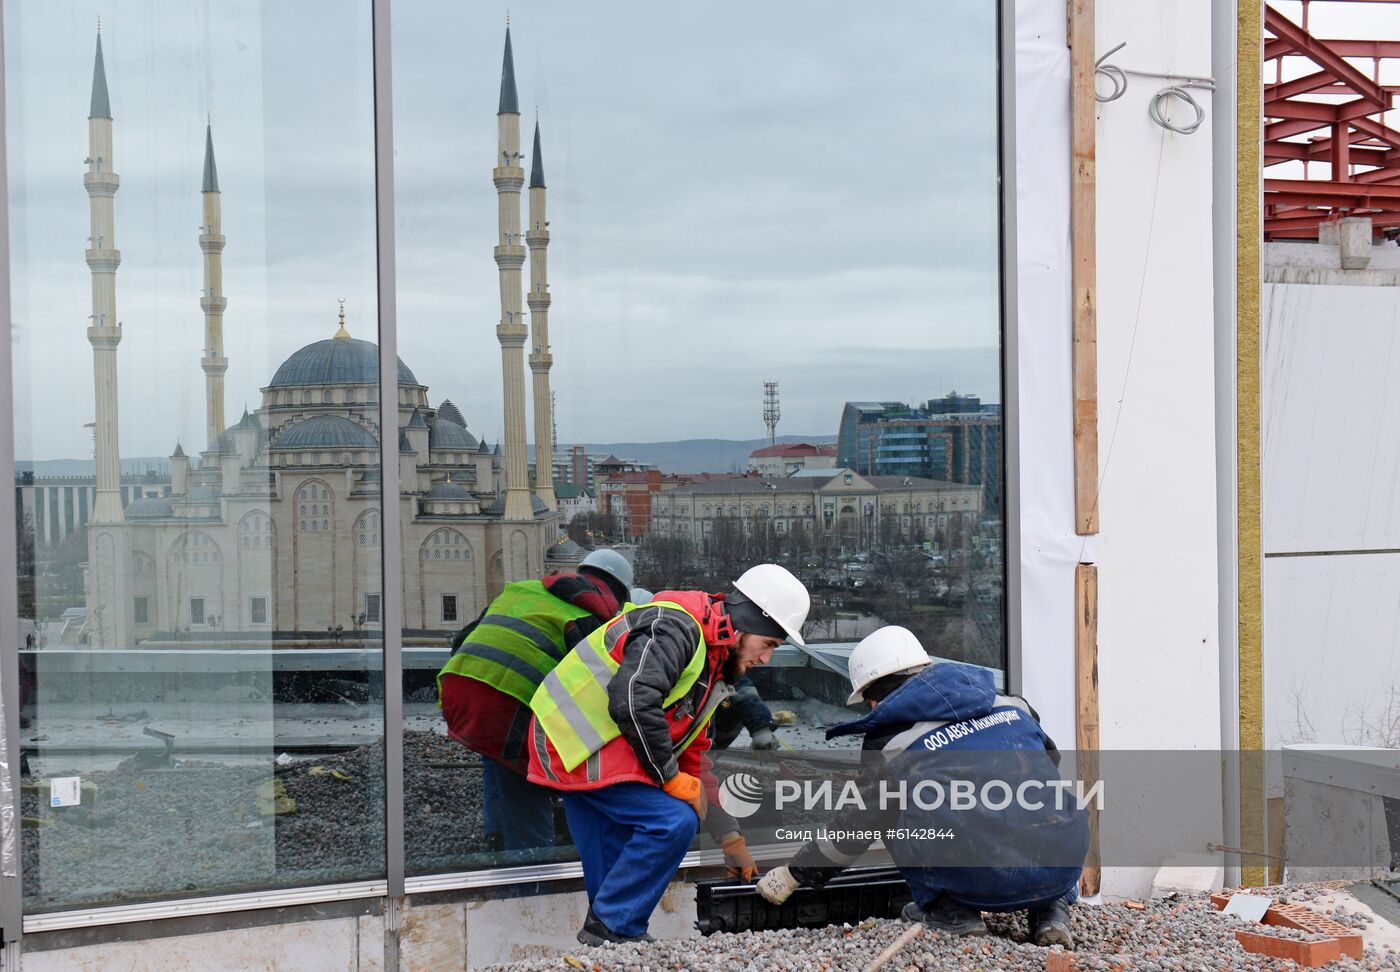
[6,1,385,911]
[395,3,1004,876]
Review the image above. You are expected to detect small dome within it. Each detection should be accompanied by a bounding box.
[430,418,478,451]
[269,337,418,388]
[125,497,173,519]
[425,482,473,501]
[272,415,379,451]
[546,537,584,561]
[484,493,551,516]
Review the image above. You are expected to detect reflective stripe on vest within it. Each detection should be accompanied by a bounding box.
[436,580,592,706]
[530,601,709,773]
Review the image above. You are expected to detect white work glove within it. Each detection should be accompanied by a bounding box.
[756,865,801,905]
[750,727,778,751]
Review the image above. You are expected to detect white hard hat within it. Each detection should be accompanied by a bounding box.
[630,587,654,604]
[731,563,811,647]
[579,548,634,591]
[845,626,930,705]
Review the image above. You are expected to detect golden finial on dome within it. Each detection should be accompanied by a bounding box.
[334,298,350,339]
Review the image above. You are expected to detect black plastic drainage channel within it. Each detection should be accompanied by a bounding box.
[695,866,912,935]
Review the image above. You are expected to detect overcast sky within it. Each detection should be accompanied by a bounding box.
[5,1,1001,460]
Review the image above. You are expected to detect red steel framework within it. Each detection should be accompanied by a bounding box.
[1265,0,1400,238]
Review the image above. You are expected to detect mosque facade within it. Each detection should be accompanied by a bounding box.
[80,29,567,648]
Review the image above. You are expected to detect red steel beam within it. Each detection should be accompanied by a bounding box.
[1264,6,1389,107]
[1265,140,1390,164]
[1264,99,1346,122]
[1265,177,1400,202]
[1273,39,1400,58]
[1270,115,1400,166]
[1266,70,1360,100]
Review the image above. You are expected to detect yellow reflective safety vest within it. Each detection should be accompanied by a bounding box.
[436,580,593,706]
[529,599,713,774]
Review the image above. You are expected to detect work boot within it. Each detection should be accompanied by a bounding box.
[902,898,988,936]
[1029,896,1074,948]
[576,908,654,946]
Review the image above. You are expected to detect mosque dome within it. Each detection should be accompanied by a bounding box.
[429,417,478,451]
[125,497,174,519]
[271,415,380,451]
[269,336,419,388]
[425,482,474,501]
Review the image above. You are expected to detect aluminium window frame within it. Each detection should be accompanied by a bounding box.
[0,0,1023,941]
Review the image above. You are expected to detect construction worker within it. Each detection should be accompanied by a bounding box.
[757,626,1087,948]
[712,676,781,751]
[436,548,634,856]
[527,564,811,945]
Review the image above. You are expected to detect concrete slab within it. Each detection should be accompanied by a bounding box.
[21,917,361,972]
[357,913,386,972]
[399,902,466,972]
[1311,886,1400,956]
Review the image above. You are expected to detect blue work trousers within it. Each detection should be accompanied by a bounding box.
[481,757,556,854]
[903,865,1081,914]
[561,782,699,938]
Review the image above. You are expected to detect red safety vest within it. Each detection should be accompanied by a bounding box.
[526,589,735,791]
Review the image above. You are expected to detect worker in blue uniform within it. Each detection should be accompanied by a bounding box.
[757,626,1088,948]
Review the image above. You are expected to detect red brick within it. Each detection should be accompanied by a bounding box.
[1235,930,1344,968]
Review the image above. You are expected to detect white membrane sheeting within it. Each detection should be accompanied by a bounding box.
[1263,281,1400,554]
[1263,277,1400,747]
[1013,0,1079,750]
[1016,0,1223,899]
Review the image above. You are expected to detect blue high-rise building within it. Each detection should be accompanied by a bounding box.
[837,394,1002,514]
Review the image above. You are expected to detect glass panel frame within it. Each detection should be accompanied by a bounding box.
[0,0,1024,936]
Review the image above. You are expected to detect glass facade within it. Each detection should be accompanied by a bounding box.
[1,0,1007,923]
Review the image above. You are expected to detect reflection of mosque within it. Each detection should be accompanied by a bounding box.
[80,29,571,648]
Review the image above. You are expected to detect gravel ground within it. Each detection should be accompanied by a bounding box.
[484,892,1400,972]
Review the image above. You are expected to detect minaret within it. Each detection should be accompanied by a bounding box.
[526,118,556,511]
[494,25,533,522]
[199,119,228,452]
[85,30,124,524]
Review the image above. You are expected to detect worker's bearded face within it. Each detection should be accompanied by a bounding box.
[723,632,783,681]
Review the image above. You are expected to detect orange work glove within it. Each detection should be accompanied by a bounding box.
[721,832,759,881]
[662,771,707,821]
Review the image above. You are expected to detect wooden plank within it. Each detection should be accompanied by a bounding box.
[1076,563,1101,896]
[1070,0,1099,535]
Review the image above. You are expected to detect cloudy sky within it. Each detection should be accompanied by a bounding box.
[5,1,1001,460]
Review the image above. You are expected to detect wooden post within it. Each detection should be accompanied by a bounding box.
[1070,0,1099,536]
[1076,563,1101,896]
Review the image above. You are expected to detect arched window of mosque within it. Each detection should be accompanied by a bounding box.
[322,520,329,531]
[300,521,307,531]
[332,452,341,464]
[371,515,378,530]
[299,505,306,515]
[302,391,311,405]
[346,388,355,404]
[359,535,366,545]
